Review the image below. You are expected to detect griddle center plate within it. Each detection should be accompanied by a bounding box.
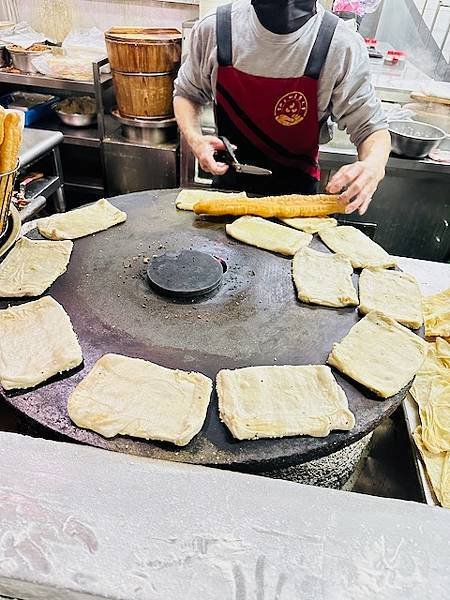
[147,250,225,298]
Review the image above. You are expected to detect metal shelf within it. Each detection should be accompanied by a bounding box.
[0,69,112,93]
[33,114,117,148]
[65,176,104,193]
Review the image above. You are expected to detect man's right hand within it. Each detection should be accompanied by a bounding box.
[190,135,229,176]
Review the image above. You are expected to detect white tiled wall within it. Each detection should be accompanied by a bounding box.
[14,0,199,37]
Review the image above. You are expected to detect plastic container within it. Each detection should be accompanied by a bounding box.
[0,92,59,126]
[384,50,407,70]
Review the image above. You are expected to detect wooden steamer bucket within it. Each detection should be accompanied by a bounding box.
[105,28,182,119]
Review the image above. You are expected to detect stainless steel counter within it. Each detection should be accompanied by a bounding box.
[19,128,63,168]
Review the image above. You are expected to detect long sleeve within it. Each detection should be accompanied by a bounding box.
[173,18,216,105]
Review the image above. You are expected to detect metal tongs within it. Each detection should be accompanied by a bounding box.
[216,136,272,176]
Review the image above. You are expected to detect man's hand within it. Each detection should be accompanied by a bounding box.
[326,160,385,216]
[190,135,229,176]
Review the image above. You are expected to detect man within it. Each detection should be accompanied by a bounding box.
[174,0,391,215]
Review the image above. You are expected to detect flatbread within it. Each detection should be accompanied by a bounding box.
[217,365,355,441]
[413,426,450,508]
[411,338,450,454]
[68,353,212,446]
[226,216,312,256]
[327,311,428,398]
[0,296,82,390]
[281,217,337,234]
[319,226,396,269]
[423,288,450,339]
[0,237,73,297]
[359,267,423,329]
[176,188,247,211]
[37,199,127,240]
[292,247,358,308]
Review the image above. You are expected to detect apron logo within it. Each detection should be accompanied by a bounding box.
[274,92,308,127]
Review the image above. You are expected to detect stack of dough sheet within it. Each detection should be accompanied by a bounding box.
[217,365,355,441]
[411,338,450,454]
[414,426,450,508]
[0,296,82,390]
[68,353,212,446]
[37,199,127,240]
[423,288,450,340]
[359,267,423,329]
[327,311,428,398]
[410,338,450,508]
[0,237,73,297]
[281,216,337,234]
[292,247,358,308]
[319,226,396,269]
[226,216,312,256]
[175,188,247,211]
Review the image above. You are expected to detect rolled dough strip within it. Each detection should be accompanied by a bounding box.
[359,267,423,329]
[319,226,396,269]
[0,237,73,297]
[176,188,247,211]
[281,216,337,234]
[0,296,82,390]
[226,216,312,256]
[217,365,355,441]
[68,353,212,446]
[292,247,358,308]
[37,199,127,240]
[194,194,346,218]
[328,311,428,398]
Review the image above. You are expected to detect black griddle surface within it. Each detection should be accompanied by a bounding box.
[0,190,410,472]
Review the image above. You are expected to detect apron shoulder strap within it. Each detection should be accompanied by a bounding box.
[216,3,233,67]
[305,11,339,80]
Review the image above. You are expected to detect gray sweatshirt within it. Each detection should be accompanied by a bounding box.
[174,1,387,147]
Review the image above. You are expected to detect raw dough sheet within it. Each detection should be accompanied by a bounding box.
[37,199,127,240]
[359,267,423,329]
[0,236,73,297]
[319,226,396,269]
[292,247,358,308]
[281,216,337,234]
[423,288,450,339]
[226,216,312,256]
[328,311,428,398]
[0,296,82,390]
[410,338,450,454]
[217,365,355,441]
[68,353,213,446]
[413,426,450,508]
[176,188,247,211]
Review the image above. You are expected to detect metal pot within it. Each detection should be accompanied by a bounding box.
[389,120,448,159]
[112,109,177,145]
[53,107,97,127]
[7,46,51,74]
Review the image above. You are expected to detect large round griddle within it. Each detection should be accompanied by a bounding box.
[0,190,408,472]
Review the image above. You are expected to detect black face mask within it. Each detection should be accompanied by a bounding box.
[251,0,317,34]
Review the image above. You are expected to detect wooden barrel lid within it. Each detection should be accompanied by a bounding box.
[105,28,182,43]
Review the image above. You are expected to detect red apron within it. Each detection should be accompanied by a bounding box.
[215,6,338,195]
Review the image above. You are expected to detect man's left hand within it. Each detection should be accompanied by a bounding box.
[326,160,385,216]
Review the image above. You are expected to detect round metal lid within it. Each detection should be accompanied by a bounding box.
[147,250,224,298]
